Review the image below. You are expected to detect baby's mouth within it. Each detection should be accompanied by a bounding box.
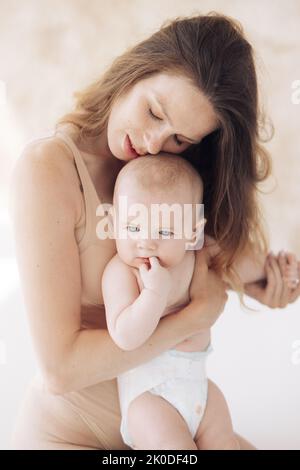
[136,256,151,265]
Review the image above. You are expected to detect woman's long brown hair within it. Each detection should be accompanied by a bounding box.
[57,13,272,289]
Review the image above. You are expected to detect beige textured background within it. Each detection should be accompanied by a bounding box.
[0,0,299,450]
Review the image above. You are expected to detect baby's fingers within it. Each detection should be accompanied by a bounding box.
[139,263,149,275]
[149,256,160,268]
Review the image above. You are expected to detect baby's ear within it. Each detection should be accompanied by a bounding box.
[185,218,206,251]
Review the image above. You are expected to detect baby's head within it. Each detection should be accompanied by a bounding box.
[112,153,205,269]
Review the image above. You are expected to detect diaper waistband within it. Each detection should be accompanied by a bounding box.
[168,342,213,361]
[118,343,213,388]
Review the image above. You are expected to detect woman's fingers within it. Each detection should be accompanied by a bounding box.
[277,252,291,307]
[268,253,287,307]
[286,251,298,267]
[244,281,265,301]
[289,261,300,303]
[285,252,299,289]
[278,251,300,305]
[244,251,300,308]
[244,256,275,304]
[263,255,278,306]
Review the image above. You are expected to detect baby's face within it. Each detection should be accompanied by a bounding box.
[113,182,203,269]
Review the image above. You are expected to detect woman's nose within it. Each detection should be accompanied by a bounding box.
[144,131,164,155]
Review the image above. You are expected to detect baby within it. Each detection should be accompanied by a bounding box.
[101,153,298,450]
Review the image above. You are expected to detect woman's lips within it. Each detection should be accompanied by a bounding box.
[124,134,139,158]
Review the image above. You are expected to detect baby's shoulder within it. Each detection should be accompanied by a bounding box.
[103,253,133,275]
[104,252,122,269]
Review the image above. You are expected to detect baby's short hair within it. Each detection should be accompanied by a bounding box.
[114,153,203,204]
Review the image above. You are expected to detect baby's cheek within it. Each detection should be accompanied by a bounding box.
[162,250,182,267]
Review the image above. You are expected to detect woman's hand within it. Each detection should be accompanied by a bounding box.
[244,251,300,308]
[188,249,228,330]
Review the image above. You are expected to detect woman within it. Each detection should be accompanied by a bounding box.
[9,13,300,450]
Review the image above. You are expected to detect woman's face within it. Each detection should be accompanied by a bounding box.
[107,72,219,161]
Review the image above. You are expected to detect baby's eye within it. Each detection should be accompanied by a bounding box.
[127,225,140,233]
[159,229,174,237]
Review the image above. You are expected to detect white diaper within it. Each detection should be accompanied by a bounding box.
[117,345,212,448]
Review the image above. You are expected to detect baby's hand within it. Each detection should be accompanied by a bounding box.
[139,256,172,300]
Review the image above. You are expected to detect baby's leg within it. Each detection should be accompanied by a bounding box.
[127,391,197,450]
[194,379,241,450]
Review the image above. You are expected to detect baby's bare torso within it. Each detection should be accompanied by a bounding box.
[132,251,210,352]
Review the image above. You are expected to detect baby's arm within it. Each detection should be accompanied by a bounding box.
[102,255,171,351]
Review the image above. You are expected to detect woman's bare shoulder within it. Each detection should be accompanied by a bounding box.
[17,136,77,184]
[10,136,82,223]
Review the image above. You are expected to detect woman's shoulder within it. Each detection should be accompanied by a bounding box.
[10,134,82,223]
[20,133,75,171]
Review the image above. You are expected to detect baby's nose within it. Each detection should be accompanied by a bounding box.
[137,238,156,250]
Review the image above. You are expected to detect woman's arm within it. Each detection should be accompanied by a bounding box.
[204,235,300,307]
[204,235,266,284]
[244,253,300,308]
[63,254,227,393]
[60,303,206,392]
[9,141,84,390]
[10,142,226,395]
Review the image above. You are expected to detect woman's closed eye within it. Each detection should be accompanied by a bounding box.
[149,108,162,121]
[148,108,183,146]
